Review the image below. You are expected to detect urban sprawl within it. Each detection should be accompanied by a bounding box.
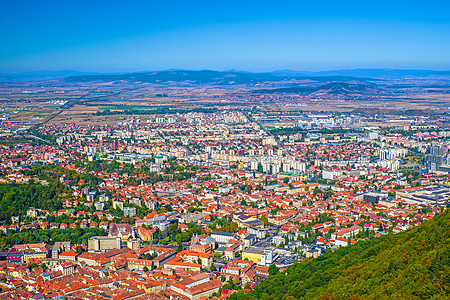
[0,110,449,300]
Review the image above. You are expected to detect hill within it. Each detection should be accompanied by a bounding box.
[252,82,383,96]
[229,210,449,300]
[2,69,449,82]
[271,69,450,79]
[65,70,370,85]
[0,70,104,81]
[65,70,285,84]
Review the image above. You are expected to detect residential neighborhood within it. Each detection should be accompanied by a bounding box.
[0,111,448,299]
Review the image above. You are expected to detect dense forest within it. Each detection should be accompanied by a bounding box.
[94,107,219,116]
[230,210,449,300]
[0,227,105,249]
[0,165,103,224]
[0,183,64,224]
[78,158,207,184]
[24,165,101,188]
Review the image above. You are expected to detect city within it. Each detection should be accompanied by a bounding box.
[0,0,449,299]
[0,106,448,299]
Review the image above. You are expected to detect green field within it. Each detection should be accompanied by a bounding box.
[100,106,156,110]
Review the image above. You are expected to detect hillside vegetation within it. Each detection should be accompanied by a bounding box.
[252,82,382,96]
[230,209,449,300]
[65,70,367,85]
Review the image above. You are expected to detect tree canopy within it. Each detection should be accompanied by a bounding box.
[230,210,449,300]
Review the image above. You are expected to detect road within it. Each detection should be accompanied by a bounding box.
[24,134,51,144]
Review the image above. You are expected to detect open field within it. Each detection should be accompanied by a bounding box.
[0,70,449,126]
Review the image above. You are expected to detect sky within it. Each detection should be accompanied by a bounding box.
[1,0,449,73]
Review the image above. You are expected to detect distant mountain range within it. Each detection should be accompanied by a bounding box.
[1,68,449,82]
[66,70,287,84]
[253,82,383,96]
[0,70,107,81]
[271,68,450,79]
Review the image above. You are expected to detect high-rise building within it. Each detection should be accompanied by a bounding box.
[379,148,390,161]
[425,145,448,172]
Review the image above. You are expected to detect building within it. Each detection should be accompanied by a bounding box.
[123,206,137,217]
[177,250,213,269]
[170,275,221,300]
[331,226,362,239]
[425,145,448,172]
[242,246,264,263]
[233,213,264,228]
[127,258,153,272]
[189,234,215,253]
[94,201,105,211]
[52,242,71,259]
[379,148,390,161]
[243,234,257,249]
[363,192,387,204]
[164,257,202,272]
[88,236,121,253]
[127,239,141,251]
[138,226,158,242]
[242,246,277,266]
[211,231,237,244]
[224,242,241,260]
[109,223,133,241]
[12,243,50,264]
[220,259,254,280]
[6,248,25,264]
[59,251,79,261]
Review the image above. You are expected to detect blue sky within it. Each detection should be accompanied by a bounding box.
[1,0,449,72]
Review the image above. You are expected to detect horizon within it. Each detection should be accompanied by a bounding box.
[2,67,450,76]
[1,0,450,73]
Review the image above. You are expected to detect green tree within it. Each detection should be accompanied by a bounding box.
[177,241,183,252]
[268,264,279,276]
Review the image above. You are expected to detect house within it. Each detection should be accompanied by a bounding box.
[254,265,269,278]
[334,237,349,247]
[178,224,189,232]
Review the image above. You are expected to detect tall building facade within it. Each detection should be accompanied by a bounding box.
[425,145,448,172]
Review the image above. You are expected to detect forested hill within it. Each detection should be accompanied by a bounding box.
[230,209,449,300]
